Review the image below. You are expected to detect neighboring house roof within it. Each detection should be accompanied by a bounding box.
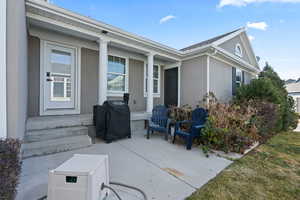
[285,79,297,84]
[286,82,300,93]
[180,28,242,51]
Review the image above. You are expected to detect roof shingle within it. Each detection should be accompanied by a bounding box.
[180,28,242,51]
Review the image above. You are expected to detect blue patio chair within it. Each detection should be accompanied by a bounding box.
[147,105,169,140]
[173,108,208,150]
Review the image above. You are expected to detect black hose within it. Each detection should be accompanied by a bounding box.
[109,181,148,200]
[101,183,122,200]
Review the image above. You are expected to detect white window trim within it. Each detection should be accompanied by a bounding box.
[235,43,243,57]
[107,54,129,97]
[144,63,161,98]
[40,40,81,115]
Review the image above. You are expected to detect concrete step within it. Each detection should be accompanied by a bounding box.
[23,135,92,158]
[26,114,93,131]
[27,113,149,131]
[25,126,88,143]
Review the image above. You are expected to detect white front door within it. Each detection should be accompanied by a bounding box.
[41,41,80,115]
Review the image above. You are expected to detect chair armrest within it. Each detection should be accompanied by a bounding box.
[193,124,205,129]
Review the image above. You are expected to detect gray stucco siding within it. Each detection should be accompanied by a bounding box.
[243,71,255,84]
[80,48,99,114]
[6,0,28,138]
[219,34,252,65]
[209,57,233,103]
[28,36,40,117]
[181,56,207,107]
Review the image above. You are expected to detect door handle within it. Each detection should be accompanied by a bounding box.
[46,78,53,82]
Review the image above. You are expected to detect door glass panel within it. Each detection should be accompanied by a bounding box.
[50,49,72,101]
[53,80,64,98]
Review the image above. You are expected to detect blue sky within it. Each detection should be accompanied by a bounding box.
[51,0,300,80]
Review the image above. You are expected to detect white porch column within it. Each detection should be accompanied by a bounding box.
[206,55,210,105]
[0,0,7,138]
[98,38,109,105]
[177,62,182,107]
[146,52,154,113]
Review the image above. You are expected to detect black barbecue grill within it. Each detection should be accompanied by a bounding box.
[93,94,131,143]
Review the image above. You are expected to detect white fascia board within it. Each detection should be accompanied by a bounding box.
[212,27,246,46]
[27,12,181,62]
[26,0,232,59]
[240,31,260,68]
[212,27,259,69]
[213,46,260,74]
[26,1,259,67]
[0,0,7,138]
[26,0,182,56]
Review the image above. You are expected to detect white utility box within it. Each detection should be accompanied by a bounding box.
[47,154,109,200]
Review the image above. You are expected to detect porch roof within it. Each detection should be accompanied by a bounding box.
[25,0,260,73]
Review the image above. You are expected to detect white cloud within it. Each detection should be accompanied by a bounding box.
[159,15,176,24]
[218,0,300,8]
[247,22,268,30]
[248,35,255,41]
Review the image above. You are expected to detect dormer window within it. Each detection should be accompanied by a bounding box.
[235,43,243,57]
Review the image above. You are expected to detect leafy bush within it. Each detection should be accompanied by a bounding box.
[201,102,260,154]
[169,105,193,131]
[0,139,22,200]
[235,64,298,132]
[235,78,282,104]
[169,105,193,121]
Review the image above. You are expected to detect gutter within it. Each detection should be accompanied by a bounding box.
[26,0,183,56]
[26,0,221,59]
[25,0,261,74]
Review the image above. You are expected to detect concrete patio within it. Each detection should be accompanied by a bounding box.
[17,130,232,200]
[294,122,300,132]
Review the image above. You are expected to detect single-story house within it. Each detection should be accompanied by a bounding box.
[286,82,300,113]
[1,0,260,156]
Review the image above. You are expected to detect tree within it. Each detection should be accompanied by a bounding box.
[235,62,298,131]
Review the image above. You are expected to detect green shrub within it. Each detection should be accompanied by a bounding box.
[0,139,22,200]
[235,78,282,104]
[235,64,298,132]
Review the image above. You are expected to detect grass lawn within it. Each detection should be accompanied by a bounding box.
[187,131,300,200]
